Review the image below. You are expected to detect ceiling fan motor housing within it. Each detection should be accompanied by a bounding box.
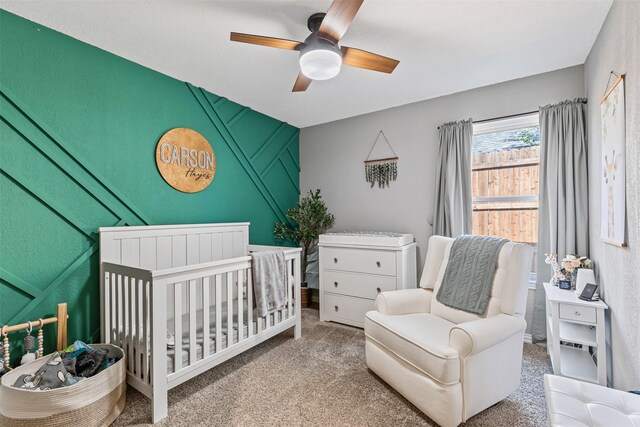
[299,32,343,81]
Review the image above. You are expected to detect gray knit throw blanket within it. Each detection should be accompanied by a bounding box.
[252,250,287,317]
[436,235,508,315]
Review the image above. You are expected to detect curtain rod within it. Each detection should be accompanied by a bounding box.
[437,110,538,129]
[473,110,538,124]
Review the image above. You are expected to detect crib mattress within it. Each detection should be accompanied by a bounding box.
[166,308,289,373]
[115,305,289,374]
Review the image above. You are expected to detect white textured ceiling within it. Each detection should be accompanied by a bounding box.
[1,0,612,128]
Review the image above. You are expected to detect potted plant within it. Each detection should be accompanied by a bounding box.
[274,189,335,308]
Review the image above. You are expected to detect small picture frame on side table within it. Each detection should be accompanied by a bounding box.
[558,280,572,290]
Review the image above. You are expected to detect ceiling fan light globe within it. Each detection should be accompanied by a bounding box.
[299,49,342,81]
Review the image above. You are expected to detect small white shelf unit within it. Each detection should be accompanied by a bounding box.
[544,282,608,386]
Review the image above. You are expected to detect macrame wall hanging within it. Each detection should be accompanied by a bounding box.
[364,131,398,188]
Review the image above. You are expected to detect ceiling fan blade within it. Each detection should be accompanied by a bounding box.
[292,73,312,92]
[230,32,303,50]
[341,46,399,74]
[317,0,364,43]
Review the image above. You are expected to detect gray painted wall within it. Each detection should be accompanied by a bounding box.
[300,65,584,335]
[301,66,584,265]
[585,0,640,390]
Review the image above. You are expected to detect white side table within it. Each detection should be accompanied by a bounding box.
[544,282,608,386]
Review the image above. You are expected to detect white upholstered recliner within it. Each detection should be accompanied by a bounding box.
[364,235,533,427]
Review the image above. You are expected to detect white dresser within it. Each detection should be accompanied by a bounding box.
[319,232,417,328]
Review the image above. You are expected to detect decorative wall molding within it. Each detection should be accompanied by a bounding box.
[7,242,100,325]
[0,11,298,356]
[0,268,42,299]
[187,83,298,225]
[0,87,149,227]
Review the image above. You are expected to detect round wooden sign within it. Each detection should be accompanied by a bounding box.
[155,128,216,193]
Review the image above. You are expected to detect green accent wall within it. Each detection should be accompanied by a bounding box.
[0,10,299,358]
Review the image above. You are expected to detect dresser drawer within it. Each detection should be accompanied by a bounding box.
[323,270,396,299]
[323,293,375,327]
[559,304,596,324]
[322,247,396,276]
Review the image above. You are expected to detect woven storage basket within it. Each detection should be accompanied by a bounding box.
[0,344,126,427]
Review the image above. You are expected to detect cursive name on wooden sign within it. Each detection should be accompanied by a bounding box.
[155,128,216,193]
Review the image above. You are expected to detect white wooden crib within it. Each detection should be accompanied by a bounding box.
[98,222,301,422]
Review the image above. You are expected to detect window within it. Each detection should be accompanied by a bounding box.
[472,113,539,282]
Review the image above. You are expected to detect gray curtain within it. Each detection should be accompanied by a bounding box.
[532,99,589,343]
[432,119,473,237]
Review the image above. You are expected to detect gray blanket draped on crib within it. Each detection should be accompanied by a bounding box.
[252,250,288,317]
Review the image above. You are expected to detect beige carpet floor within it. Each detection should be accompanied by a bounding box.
[113,309,552,426]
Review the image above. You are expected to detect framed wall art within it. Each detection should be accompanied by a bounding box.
[599,73,626,247]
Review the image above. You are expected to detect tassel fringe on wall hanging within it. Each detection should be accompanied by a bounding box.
[364,131,398,188]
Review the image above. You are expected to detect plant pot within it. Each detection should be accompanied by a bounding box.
[300,287,311,308]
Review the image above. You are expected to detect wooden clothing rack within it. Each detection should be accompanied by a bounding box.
[2,303,68,370]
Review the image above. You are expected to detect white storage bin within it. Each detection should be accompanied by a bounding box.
[0,344,126,427]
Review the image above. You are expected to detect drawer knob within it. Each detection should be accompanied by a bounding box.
[376,287,381,293]
[376,261,381,268]
[334,305,339,312]
[575,311,581,316]
[334,281,338,288]
[334,258,338,264]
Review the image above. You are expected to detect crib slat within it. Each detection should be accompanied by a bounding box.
[237,269,244,342]
[115,273,122,347]
[174,282,182,372]
[150,277,168,422]
[227,273,233,346]
[247,272,253,337]
[189,279,197,365]
[121,275,127,351]
[215,275,222,353]
[128,276,135,372]
[142,280,149,383]
[104,272,111,344]
[117,273,122,346]
[110,273,117,344]
[120,274,126,359]
[294,252,302,339]
[202,276,210,358]
[257,289,263,334]
[287,260,292,319]
[136,278,143,381]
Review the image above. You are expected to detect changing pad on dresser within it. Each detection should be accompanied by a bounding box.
[319,231,413,247]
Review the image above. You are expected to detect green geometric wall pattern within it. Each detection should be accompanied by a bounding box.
[0,10,299,359]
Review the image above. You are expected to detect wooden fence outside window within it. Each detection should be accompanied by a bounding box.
[472,146,540,272]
